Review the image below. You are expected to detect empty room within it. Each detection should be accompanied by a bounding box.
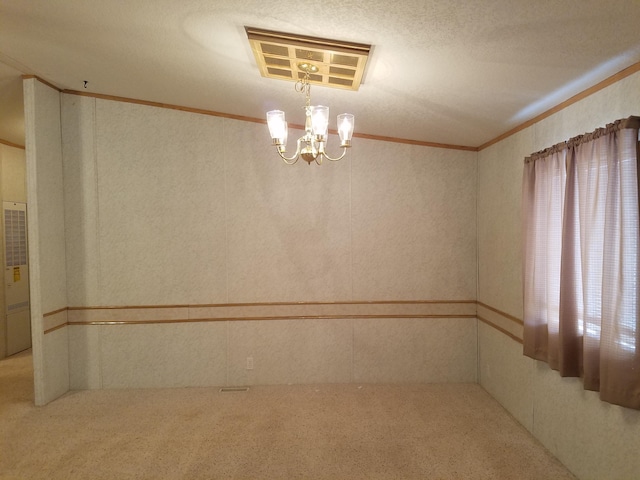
[1,1,639,479]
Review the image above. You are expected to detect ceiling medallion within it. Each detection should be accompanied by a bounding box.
[245,27,370,91]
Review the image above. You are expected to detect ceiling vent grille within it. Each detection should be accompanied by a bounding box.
[245,27,370,91]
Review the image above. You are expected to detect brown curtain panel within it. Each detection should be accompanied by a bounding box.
[522,116,640,410]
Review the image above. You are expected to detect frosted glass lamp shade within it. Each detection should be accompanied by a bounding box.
[311,106,329,137]
[267,110,287,143]
[281,122,288,148]
[337,114,354,144]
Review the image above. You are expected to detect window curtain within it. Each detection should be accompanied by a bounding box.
[522,116,640,410]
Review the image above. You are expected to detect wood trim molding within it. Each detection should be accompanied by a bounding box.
[0,138,25,150]
[43,306,68,317]
[476,301,523,344]
[478,61,640,151]
[44,300,477,333]
[42,301,523,346]
[65,300,477,311]
[20,60,640,154]
[22,74,62,92]
[478,315,523,344]
[352,132,477,151]
[61,89,478,152]
[69,314,477,327]
[63,89,266,125]
[476,302,523,325]
[43,323,68,335]
[58,60,640,154]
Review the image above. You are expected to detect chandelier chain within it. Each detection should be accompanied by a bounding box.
[295,71,312,106]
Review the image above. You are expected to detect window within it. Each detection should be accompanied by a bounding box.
[522,116,640,410]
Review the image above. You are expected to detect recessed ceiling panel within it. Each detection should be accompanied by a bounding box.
[245,26,370,91]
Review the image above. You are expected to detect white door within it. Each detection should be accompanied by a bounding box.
[4,202,30,356]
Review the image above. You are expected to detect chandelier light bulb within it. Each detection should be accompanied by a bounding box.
[337,114,354,145]
[311,106,329,138]
[281,122,288,150]
[267,110,287,144]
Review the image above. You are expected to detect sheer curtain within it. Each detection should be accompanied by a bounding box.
[522,116,640,410]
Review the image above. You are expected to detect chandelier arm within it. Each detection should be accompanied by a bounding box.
[276,137,304,164]
[320,147,348,162]
[277,150,299,165]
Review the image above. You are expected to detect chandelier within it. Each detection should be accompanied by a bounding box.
[266,62,354,165]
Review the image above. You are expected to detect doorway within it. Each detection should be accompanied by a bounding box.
[0,66,32,402]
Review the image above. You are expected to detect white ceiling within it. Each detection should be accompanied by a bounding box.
[1,0,640,148]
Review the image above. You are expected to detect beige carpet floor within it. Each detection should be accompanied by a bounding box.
[0,350,575,479]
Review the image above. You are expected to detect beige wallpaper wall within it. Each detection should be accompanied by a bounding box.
[62,96,477,306]
[59,93,478,391]
[1,144,26,203]
[24,78,69,405]
[477,71,640,479]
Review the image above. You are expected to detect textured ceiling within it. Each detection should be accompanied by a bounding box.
[1,0,640,148]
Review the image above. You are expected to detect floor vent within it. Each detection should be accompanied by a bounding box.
[220,387,250,393]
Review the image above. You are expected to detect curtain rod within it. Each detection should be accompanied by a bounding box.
[524,115,640,164]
